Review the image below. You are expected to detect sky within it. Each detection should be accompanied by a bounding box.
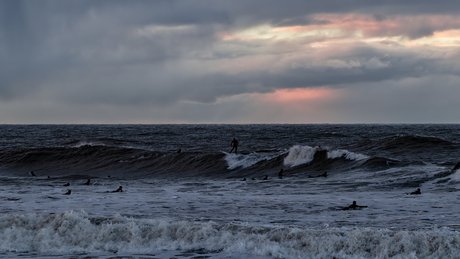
[1,0,460,124]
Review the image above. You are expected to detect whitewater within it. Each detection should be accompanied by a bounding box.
[1,124,460,258]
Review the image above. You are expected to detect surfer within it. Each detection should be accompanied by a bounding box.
[29,171,36,176]
[262,175,268,180]
[343,201,367,210]
[177,148,182,153]
[64,190,71,195]
[410,188,421,195]
[230,138,239,154]
[278,169,283,179]
[241,178,246,181]
[63,183,70,187]
[112,186,123,192]
[84,179,90,185]
[309,172,328,178]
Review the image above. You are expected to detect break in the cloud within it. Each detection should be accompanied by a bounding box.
[1,0,460,123]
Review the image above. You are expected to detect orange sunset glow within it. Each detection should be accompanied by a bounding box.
[261,88,338,103]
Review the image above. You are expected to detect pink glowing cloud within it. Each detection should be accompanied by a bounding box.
[221,13,460,47]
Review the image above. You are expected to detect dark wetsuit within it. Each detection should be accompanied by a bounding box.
[113,186,123,192]
[343,201,367,210]
[230,138,239,154]
[410,188,421,195]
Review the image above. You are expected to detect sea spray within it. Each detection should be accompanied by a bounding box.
[283,145,319,167]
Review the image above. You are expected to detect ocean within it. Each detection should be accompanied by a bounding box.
[1,124,460,259]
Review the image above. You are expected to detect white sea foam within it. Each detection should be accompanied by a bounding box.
[283,145,368,167]
[1,211,459,259]
[327,149,369,161]
[283,145,318,167]
[449,169,460,182]
[224,152,280,170]
[71,140,105,147]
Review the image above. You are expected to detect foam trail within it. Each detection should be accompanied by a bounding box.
[224,152,280,170]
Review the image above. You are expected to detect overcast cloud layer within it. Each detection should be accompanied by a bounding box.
[1,0,460,123]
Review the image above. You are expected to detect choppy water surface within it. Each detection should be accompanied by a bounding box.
[1,124,460,258]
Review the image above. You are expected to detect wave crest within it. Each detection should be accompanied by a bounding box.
[283,146,368,168]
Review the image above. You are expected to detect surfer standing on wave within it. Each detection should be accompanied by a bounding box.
[230,137,239,154]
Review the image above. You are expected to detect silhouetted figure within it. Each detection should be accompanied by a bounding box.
[64,190,71,195]
[410,188,421,195]
[84,179,90,185]
[230,138,239,154]
[63,183,70,187]
[278,169,283,179]
[343,201,367,210]
[177,149,182,153]
[112,186,123,192]
[47,176,50,179]
[309,172,328,178]
[262,175,268,180]
[241,178,246,181]
[29,171,36,176]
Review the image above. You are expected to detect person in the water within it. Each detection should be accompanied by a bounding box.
[309,172,327,178]
[278,169,283,179]
[262,175,268,180]
[343,201,367,210]
[29,171,36,176]
[112,186,123,192]
[84,179,90,185]
[230,138,239,154]
[64,190,71,195]
[410,188,421,195]
[63,183,70,187]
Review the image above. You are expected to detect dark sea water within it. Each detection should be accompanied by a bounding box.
[1,124,460,258]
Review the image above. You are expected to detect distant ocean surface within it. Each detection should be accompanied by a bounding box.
[1,124,460,259]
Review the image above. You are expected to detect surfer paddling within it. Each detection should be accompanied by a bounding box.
[342,201,367,210]
[112,186,123,192]
[309,172,328,178]
[230,137,239,154]
[409,188,421,195]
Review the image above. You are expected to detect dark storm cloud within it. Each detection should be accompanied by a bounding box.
[1,0,460,107]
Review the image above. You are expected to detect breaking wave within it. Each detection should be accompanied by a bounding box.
[283,145,369,168]
[1,210,459,259]
[0,144,381,178]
